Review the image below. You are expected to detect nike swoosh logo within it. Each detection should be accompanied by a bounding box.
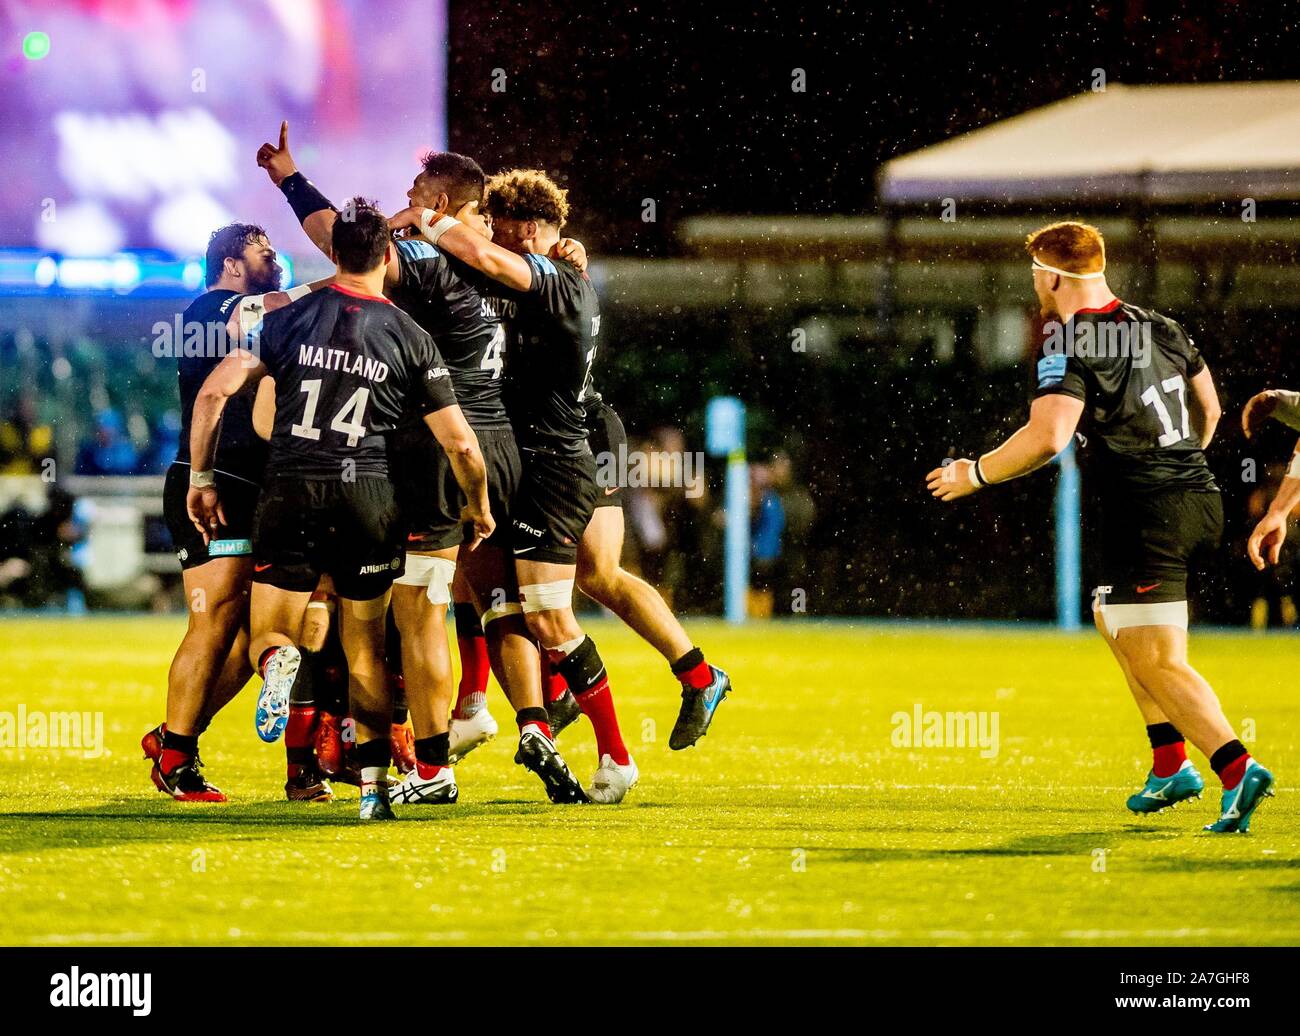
[604,486,618,496]
[407,534,423,542]
[255,563,272,572]
[1136,582,1162,594]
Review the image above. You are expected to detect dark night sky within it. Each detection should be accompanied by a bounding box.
[448,0,1300,252]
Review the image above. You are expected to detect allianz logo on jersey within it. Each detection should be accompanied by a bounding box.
[1041,318,1153,369]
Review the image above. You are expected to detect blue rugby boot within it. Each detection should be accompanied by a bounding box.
[1205,760,1274,833]
[670,665,732,750]
[1126,759,1204,814]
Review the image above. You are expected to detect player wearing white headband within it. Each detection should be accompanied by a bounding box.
[925,219,1274,833]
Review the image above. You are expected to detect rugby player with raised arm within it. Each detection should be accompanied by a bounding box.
[256,124,590,804]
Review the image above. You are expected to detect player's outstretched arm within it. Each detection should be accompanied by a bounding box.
[257,122,336,257]
[1243,388,1300,439]
[423,405,494,548]
[926,394,1083,501]
[1188,366,1222,449]
[1249,456,1300,570]
[187,349,269,542]
[388,207,535,291]
[223,277,334,343]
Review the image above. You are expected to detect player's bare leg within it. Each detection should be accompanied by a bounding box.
[450,542,584,801]
[1093,606,1202,813]
[277,583,335,803]
[151,556,252,802]
[337,591,396,819]
[247,582,312,745]
[451,566,491,713]
[389,548,460,805]
[1110,622,1273,830]
[518,557,635,803]
[576,505,732,750]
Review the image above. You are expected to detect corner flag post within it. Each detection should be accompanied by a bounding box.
[706,396,749,624]
[1055,439,1081,630]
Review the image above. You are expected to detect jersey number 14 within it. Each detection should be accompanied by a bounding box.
[291,379,370,447]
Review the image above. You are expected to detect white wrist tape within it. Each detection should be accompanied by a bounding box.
[189,468,215,488]
[1287,452,1300,481]
[419,210,460,245]
[966,462,981,487]
[284,283,312,302]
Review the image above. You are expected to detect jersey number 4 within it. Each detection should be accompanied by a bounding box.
[479,326,505,380]
[1140,375,1190,447]
[291,379,370,447]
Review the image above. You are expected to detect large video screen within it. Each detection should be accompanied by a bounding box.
[0,0,446,258]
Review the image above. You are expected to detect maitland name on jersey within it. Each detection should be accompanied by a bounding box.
[298,342,393,383]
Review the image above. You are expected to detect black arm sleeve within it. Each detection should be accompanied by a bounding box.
[279,172,337,225]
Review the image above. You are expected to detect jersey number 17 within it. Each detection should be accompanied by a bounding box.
[1140,375,1189,447]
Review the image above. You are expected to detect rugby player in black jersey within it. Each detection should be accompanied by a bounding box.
[187,200,493,820]
[926,221,1273,833]
[145,223,330,802]
[391,169,640,802]
[255,125,590,805]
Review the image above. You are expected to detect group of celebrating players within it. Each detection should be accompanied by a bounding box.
[143,124,733,819]
[140,125,1292,834]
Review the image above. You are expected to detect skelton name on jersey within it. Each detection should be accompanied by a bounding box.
[386,238,509,429]
[252,285,458,481]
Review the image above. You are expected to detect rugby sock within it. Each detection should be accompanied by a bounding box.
[541,652,570,704]
[415,733,450,769]
[285,706,318,771]
[1146,722,1186,778]
[671,647,712,690]
[1210,740,1250,790]
[160,729,198,774]
[454,603,490,719]
[354,737,391,791]
[558,636,629,766]
[516,706,552,741]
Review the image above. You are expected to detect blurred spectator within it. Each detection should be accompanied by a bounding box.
[0,399,54,475]
[75,409,140,475]
[0,484,85,607]
[748,460,786,618]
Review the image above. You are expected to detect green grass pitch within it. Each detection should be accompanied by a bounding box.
[1,616,1297,946]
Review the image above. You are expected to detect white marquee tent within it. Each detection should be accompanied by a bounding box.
[878,82,1300,205]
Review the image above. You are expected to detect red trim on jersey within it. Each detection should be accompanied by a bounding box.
[1075,297,1122,315]
[330,284,393,305]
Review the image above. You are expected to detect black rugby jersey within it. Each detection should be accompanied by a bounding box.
[175,289,267,483]
[253,285,457,480]
[1033,298,1217,494]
